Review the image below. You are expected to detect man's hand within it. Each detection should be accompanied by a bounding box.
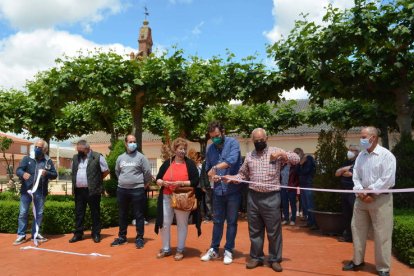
[270,149,287,162]
[23,172,31,180]
[357,193,375,204]
[207,166,217,178]
[41,170,47,176]
[222,175,240,184]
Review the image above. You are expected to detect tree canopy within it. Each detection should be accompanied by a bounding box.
[268,0,414,137]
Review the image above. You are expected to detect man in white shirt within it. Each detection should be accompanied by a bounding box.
[69,140,109,243]
[342,127,396,276]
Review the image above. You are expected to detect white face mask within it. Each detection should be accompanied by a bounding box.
[347,151,356,160]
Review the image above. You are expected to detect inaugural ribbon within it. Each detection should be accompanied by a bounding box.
[27,169,44,246]
[221,176,414,194]
[20,246,111,258]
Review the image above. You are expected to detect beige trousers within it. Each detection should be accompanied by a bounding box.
[351,193,393,272]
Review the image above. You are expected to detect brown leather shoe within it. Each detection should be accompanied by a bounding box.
[271,262,283,272]
[246,259,264,269]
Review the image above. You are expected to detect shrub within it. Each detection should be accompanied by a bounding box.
[0,191,19,201]
[106,140,126,181]
[0,200,20,233]
[103,178,118,198]
[393,209,414,267]
[313,129,347,212]
[0,195,157,234]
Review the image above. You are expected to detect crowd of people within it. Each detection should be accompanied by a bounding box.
[12,124,395,276]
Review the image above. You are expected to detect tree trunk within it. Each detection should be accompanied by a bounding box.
[199,138,207,155]
[378,125,389,149]
[394,87,414,138]
[133,90,146,153]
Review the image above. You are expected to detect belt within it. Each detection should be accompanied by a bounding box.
[75,186,88,189]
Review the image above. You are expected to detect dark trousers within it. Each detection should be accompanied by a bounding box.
[201,188,213,219]
[117,187,146,239]
[281,188,297,222]
[247,189,282,263]
[341,192,355,240]
[74,187,101,236]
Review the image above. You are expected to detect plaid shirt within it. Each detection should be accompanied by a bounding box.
[236,146,300,192]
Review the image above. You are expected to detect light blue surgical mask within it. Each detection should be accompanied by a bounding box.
[360,137,372,150]
[127,142,137,152]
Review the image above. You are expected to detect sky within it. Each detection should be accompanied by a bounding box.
[0,0,354,99]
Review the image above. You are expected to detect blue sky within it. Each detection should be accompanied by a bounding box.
[0,0,354,98]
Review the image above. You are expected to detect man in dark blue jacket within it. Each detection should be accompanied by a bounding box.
[200,121,242,265]
[13,139,57,245]
[294,148,316,229]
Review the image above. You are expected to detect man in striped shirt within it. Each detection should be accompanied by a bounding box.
[224,128,299,272]
[343,126,396,276]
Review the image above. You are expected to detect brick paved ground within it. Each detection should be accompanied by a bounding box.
[0,218,411,276]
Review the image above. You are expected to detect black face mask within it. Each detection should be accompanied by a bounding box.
[254,141,267,152]
[78,151,86,158]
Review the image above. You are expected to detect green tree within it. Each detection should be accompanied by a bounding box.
[268,0,414,137]
[313,130,347,212]
[304,98,398,148]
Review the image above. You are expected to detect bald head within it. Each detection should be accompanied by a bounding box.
[251,128,267,139]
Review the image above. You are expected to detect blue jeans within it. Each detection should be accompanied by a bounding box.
[17,192,45,236]
[281,188,297,222]
[300,189,315,226]
[211,192,241,253]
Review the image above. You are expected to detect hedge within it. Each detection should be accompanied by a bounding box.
[393,209,414,267]
[0,195,157,235]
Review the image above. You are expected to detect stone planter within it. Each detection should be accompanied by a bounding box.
[309,209,345,235]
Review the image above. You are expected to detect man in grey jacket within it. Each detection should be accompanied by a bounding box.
[110,134,152,249]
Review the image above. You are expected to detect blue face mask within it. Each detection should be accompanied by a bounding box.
[360,137,372,150]
[34,147,43,158]
[127,142,137,152]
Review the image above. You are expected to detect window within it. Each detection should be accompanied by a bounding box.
[20,145,27,154]
[148,158,158,176]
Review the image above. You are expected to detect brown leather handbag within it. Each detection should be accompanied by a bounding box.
[171,186,197,212]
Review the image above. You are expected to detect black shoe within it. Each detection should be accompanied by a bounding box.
[309,225,318,230]
[69,235,83,243]
[110,237,127,247]
[246,259,264,269]
[377,271,390,276]
[92,233,101,243]
[338,236,352,243]
[342,261,365,271]
[135,238,144,249]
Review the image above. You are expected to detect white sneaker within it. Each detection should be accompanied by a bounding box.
[13,235,26,245]
[223,250,233,265]
[31,234,48,242]
[289,221,296,226]
[281,220,288,225]
[200,248,219,261]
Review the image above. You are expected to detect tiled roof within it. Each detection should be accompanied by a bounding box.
[48,147,76,159]
[75,131,162,144]
[76,99,360,144]
[0,132,32,144]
